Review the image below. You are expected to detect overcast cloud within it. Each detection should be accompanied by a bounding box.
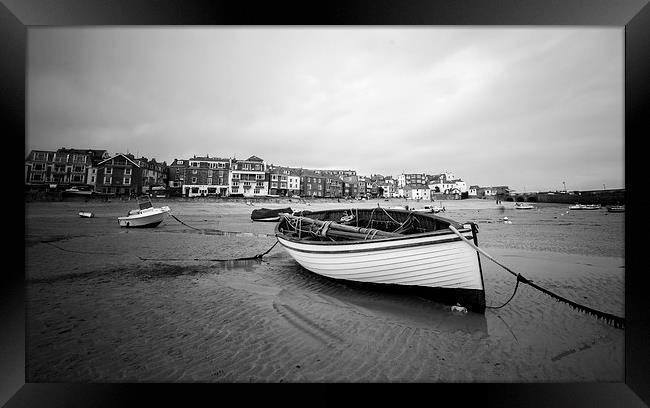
[27,27,624,192]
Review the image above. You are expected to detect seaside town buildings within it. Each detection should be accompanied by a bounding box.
[25,147,495,200]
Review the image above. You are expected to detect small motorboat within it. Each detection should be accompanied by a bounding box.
[78,211,94,218]
[118,196,170,228]
[607,205,624,213]
[275,207,486,312]
[569,204,601,210]
[64,186,93,196]
[411,205,445,214]
[514,202,535,209]
[251,207,293,222]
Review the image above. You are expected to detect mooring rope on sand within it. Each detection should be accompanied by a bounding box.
[448,225,625,329]
[43,214,280,262]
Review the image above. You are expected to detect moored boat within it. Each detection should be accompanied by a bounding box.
[118,196,170,228]
[251,207,293,222]
[275,207,486,312]
[78,211,94,218]
[514,202,535,210]
[63,186,93,196]
[607,205,624,213]
[569,203,601,210]
[411,205,445,214]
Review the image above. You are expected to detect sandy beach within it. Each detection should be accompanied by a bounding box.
[25,197,624,382]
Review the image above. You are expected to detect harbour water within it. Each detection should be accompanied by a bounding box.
[25,198,624,382]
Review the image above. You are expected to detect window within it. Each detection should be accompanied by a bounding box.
[218,162,225,168]
[192,177,197,183]
[125,168,132,175]
[207,178,212,184]
[105,168,112,174]
[31,174,42,181]
[91,176,95,183]
[254,188,261,194]
[33,163,44,171]
[104,176,112,184]
[178,160,184,165]
[192,169,197,174]
[123,177,131,185]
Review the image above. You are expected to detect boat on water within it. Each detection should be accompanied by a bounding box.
[275,207,486,312]
[569,203,601,210]
[78,211,94,218]
[117,196,170,228]
[251,207,293,222]
[607,205,625,213]
[514,202,535,210]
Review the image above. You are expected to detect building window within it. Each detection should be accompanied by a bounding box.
[104,176,112,184]
[207,178,212,184]
[125,168,132,175]
[254,188,261,194]
[91,176,95,183]
[192,177,197,183]
[124,177,131,185]
[177,160,184,165]
[192,169,198,174]
[105,168,112,174]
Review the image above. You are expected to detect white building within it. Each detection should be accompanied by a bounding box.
[404,183,431,200]
[229,155,268,197]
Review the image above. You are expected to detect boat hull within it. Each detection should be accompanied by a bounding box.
[276,210,485,312]
[118,207,169,228]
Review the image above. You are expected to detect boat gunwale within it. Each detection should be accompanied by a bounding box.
[274,208,473,247]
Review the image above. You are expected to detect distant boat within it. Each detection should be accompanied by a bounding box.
[607,205,624,213]
[569,204,601,210]
[118,196,170,228]
[275,208,486,312]
[514,202,535,210]
[412,205,445,214]
[251,207,293,222]
[78,211,94,218]
[63,186,93,196]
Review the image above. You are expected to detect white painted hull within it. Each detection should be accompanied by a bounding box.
[277,229,482,290]
[118,206,170,228]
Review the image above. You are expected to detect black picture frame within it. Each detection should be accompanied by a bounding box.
[4,0,648,406]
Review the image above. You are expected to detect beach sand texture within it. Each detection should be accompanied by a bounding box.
[25,198,624,382]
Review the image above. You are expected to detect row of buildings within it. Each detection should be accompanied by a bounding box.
[24,148,508,199]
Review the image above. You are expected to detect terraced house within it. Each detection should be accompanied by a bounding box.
[229,155,268,197]
[96,153,142,196]
[24,148,109,190]
[182,156,230,197]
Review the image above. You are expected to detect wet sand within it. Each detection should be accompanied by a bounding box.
[25,198,624,382]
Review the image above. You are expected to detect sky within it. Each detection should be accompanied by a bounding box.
[27,27,624,192]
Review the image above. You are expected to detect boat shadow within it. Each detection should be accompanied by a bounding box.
[289,263,489,337]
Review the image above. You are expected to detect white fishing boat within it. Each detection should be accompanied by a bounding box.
[569,203,601,210]
[118,196,170,228]
[78,211,94,218]
[275,207,486,312]
[514,202,535,210]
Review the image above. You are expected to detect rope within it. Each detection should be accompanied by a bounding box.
[486,275,521,309]
[138,239,279,262]
[169,213,274,238]
[448,225,625,329]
